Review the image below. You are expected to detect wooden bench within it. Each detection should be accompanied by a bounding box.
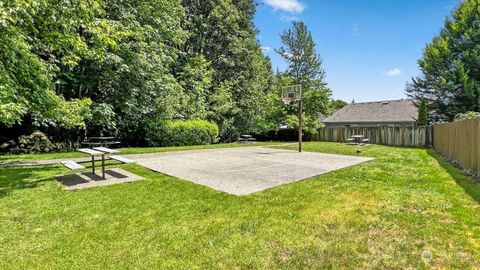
[60,160,85,170]
[109,155,135,164]
[346,138,356,144]
[93,147,120,154]
[360,138,370,146]
[238,138,256,143]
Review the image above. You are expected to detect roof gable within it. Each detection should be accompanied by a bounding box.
[323,99,418,123]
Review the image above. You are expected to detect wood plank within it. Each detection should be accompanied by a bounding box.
[61,160,85,170]
[430,118,480,177]
[109,155,135,164]
[93,147,120,154]
[77,148,104,156]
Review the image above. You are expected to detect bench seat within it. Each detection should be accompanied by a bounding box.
[238,137,256,143]
[81,141,121,147]
[61,160,85,170]
[109,155,135,164]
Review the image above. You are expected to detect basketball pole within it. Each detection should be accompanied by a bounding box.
[298,97,303,152]
[282,84,302,152]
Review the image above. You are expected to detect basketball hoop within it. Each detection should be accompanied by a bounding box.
[281,84,301,104]
[281,84,303,152]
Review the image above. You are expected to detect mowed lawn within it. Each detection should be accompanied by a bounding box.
[0,142,479,269]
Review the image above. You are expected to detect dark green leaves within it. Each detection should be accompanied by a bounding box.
[407,0,480,121]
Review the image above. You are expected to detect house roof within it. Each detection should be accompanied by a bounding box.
[323,99,418,123]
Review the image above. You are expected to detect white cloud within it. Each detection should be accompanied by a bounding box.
[280,14,299,22]
[264,0,305,13]
[261,47,271,53]
[385,68,402,77]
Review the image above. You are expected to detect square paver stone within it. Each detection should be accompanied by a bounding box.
[129,146,374,195]
[56,168,143,190]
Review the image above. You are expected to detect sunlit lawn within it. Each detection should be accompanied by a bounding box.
[0,142,479,269]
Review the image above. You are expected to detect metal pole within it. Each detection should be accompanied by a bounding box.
[91,156,95,174]
[299,98,303,152]
[102,154,105,179]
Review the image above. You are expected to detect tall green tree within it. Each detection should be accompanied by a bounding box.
[180,0,274,140]
[276,21,331,133]
[177,55,213,120]
[417,99,429,125]
[276,21,326,89]
[0,0,113,127]
[406,0,480,122]
[94,0,185,144]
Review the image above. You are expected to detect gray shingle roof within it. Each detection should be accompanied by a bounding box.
[323,99,418,123]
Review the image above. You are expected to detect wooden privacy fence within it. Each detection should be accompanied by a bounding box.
[433,118,480,176]
[312,126,432,147]
[310,119,479,176]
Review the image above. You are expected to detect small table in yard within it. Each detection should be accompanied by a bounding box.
[350,134,364,145]
[77,147,120,179]
[239,134,256,143]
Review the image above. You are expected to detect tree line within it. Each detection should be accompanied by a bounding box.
[0,0,335,148]
[3,0,478,151]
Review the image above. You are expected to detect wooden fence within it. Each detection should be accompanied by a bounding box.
[312,126,432,147]
[309,119,480,176]
[433,118,480,176]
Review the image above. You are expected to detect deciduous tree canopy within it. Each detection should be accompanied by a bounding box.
[1,0,334,146]
[0,0,268,141]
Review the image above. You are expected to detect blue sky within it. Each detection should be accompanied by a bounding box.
[254,0,460,102]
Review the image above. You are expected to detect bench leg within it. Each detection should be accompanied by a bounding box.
[92,156,95,174]
[102,154,105,179]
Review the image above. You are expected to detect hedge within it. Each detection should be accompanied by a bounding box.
[146,119,219,147]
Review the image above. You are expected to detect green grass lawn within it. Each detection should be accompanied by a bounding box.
[0,142,479,269]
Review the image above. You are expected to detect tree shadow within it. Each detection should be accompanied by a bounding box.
[426,149,480,204]
[0,165,59,198]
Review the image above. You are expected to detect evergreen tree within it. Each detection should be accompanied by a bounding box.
[276,21,326,89]
[276,21,331,133]
[406,0,480,122]
[417,99,429,125]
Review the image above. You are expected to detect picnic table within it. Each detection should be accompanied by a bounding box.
[61,147,134,179]
[77,147,120,179]
[347,134,370,145]
[351,134,364,144]
[238,134,256,143]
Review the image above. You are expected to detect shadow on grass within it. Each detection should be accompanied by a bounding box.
[0,166,58,198]
[427,149,480,204]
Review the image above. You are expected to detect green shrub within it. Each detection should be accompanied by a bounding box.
[0,131,73,154]
[146,119,219,147]
[454,111,480,121]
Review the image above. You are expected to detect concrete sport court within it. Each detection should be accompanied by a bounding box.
[129,146,374,195]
